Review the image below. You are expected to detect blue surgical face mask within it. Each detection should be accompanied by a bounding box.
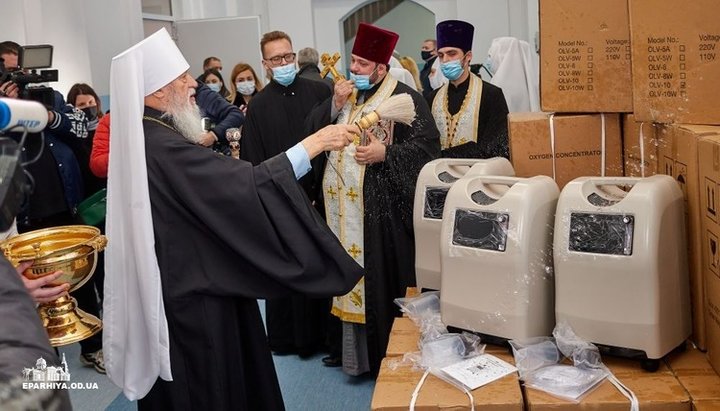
[350,73,372,90]
[440,59,465,81]
[350,65,378,91]
[271,63,297,87]
[484,56,494,76]
[206,83,221,93]
[236,81,255,96]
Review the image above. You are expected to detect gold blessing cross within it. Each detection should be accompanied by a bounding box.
[320,52,344,82]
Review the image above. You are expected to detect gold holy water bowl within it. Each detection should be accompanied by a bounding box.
[0,225,108,346]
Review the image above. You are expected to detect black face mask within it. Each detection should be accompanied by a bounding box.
[421,50,433,61]
[82,106,98,121]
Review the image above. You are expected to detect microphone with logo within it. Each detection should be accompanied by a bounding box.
[0,98,48,231]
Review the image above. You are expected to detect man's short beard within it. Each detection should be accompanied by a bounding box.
[161,87,204,144]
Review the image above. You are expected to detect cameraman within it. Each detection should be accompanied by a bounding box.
[1,41,105,374]
[0,41,85,231]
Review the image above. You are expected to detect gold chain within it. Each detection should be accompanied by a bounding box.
[142,115,178,133]
[442,76,474,147]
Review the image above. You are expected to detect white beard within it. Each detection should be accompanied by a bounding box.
[162,89,204,144]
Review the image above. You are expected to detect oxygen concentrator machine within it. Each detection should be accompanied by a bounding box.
[554,176,691,370]
[440,175,558,342]
[414,158,514,291]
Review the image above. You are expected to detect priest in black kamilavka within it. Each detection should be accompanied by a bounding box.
[104,28,363,410]
[307,23,440,376]
[427,20,510,159]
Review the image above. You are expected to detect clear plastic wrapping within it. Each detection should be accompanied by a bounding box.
[424,187,450,219]
[393,291,485,372]
[510,322,609,402]
[508,337,560,379]
[568,212,634,256]
[524,364,608,402]
[451,209,509,251]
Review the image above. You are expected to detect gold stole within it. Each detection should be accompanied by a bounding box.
[324,75,398,324]
[431,73,483,150]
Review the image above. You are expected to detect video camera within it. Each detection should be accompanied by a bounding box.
[0,45,58,107]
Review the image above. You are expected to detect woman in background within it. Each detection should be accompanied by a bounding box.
[399,56,423,92]
[67,83,106,196]
[198,68,230,99]
[228,63,263,112]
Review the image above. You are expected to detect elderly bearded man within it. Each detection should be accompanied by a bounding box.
[103,29,364,410]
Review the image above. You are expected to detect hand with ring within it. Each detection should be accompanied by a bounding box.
[0,81,19,99]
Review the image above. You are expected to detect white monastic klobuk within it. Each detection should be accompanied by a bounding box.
[104,28,188,400]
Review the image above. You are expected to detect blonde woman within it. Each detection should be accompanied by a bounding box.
[399,56,423,92]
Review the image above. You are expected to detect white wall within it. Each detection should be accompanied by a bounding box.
[267,0,315,49]
[374,1,436,60]
[0,0,539,103]
[84,1,144,98]
[527,0,539,51]
[311,0,533,73]
[0,0,143,104]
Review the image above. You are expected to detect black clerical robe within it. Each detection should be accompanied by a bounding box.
[138,107,363,410]
[240,77,333,355]
[307,78,441,374]
[427,75,510,159]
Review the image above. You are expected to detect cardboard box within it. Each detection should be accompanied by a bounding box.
[708,261,720,376]
[665,346,720,408]
[524,372,691,411]
[539,0,633,112]
[623,114,659,177]
[694,400,720,411]
[386,317,510,358]
[508,112,623,188]
[697,134,720,372]
[386,317,420,357]
[405,287,419,299]
[662,125,720,350]
[371,354,523,411]
[677,373,720,402]
[603,355,671,376]
[665,346,716,375]
[629,0,720,124]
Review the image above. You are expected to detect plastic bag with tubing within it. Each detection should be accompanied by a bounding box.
[508,337,560,379]
[524,364,608,402]
[553,321,603,369]
[419,332,485,370]
[509,322,609,402]
[393,292,483,370]
[394,291,439,317]
[394,291,440,323]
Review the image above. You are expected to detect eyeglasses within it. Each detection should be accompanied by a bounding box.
[265,53,296,65]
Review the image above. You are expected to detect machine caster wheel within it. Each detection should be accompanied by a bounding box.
[641,359,660,372]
